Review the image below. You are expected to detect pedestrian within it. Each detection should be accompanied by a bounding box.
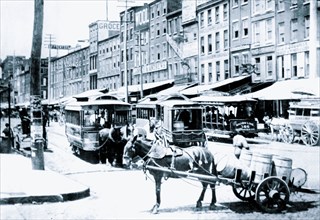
[232,130,249,159]
[2,123,14,148]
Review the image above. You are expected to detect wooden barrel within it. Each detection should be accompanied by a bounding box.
[250,153,273,183]
[216,155,250,180]
[272,155,292,183]
[290,168,307,187]
[239,149,252,168]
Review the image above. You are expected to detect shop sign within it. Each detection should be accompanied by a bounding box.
[50,44,71,50]
[276,41,309,56]
[133,61,167,75]
[251,45,275,55]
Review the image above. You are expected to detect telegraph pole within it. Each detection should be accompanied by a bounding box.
[45,34,55,105]
[30,0,44,170]
[124,0,128,103]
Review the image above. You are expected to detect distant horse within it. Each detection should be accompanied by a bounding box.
[99,126,127,166]
[123,134,218,214]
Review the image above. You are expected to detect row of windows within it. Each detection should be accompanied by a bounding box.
[199,3,228,28]
[200,30,229,55]
[200,60,229,84]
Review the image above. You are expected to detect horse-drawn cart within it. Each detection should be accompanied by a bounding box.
[144,153,309,213]
[123,135,313,213]
[282,99,320,146]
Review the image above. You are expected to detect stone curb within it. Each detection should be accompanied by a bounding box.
[0,188,90,205]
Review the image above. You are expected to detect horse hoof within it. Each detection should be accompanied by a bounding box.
[151,205,159,214]
[196,201,202,208]
[209,204,217,210]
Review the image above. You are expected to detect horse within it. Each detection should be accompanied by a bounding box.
[122,134,218,214]
[99,126,127,166]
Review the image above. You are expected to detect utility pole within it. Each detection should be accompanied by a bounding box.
[139,31,143,99]
[30,0,44,170]
[45,34,55,105]
[124,0,128,103]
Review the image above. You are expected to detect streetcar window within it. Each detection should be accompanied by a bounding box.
[311,109,320,116]
[65,110,81,126]
[303,109,311,116]
[296,108,303,116]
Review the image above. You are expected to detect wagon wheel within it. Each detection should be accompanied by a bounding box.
[255,176,290,213]
[281,124,294,144]
[301,121,320,146]
[232,182,255,202]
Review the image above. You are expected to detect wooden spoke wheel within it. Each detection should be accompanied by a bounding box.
[232,183,255,202]
[255,176,290,213]
[281,124,295,144]
[301,121,320,146]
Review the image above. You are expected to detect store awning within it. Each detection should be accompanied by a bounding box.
[156,83,197,96]
[181,75,251,96]
[111,79,174,97]
[244,78,320,100]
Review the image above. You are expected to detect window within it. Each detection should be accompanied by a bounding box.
[291,18,298,41]
[253,22,260,44]
[208,34,212,53]
[215,32,220,51]
[266,56,273,77]
[163,43,167,60]
[157,45,161,60]
[208,63,212,83]
[157,23,160,36]
[305,16,310,38]
[291,53,297,77]
[201,64,205,83]
[234,55,240,75]
[305,51,309,76]
[215,6,219,23]
[201,37,205,54]
[233,0,239,7]
[232,21,239,39]
[266,19,273,42]
[224,60,229,79]
[163,20,167,34]
[278,22,285,44]
[277,56,285,78]
[208,9,212,25]
[242,18,248,37]
[200,12,204,27]
[266,0,273,11]
[291,0,298,7]
[223,30,228,49]
[223,4,228,20]
[216,61,220,81]
[242,53,249,64]
[278,0,284,11]
[255,57,261,75]
[253,0,261,14]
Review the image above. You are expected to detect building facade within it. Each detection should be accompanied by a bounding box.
[35,0,320,104]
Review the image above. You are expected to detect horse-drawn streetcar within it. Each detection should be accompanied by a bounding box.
[135,93,207,147]
[65,93,131,163]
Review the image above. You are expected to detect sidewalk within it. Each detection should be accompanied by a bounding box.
[0,153,90,205]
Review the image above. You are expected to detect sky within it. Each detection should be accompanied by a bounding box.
[0,0,151,60]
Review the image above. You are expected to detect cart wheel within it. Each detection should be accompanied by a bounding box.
[281,124,294,144]
[301,121,320,146]
[255,176,290,213]
[232,183,255,202]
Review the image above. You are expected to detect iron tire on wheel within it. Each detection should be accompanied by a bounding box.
[232,183,255,202]
[255,176,290,213]
[301,121,320,146]
[281,124,294,144]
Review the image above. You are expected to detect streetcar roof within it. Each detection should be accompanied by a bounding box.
[136,93,190,108]
[159,99,200,108]
[65,99,131,110]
